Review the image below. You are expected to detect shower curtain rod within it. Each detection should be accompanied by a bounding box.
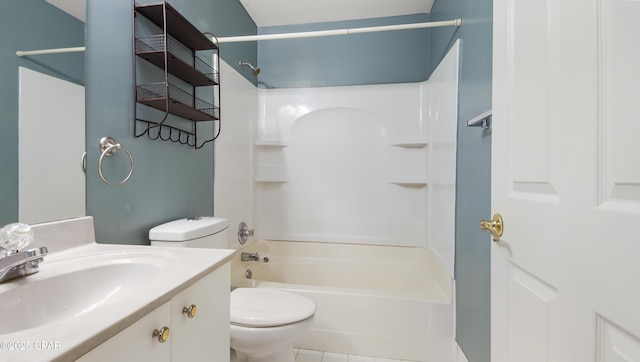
[217,19,461,43]
[16,46,85,57]
[15,18,461,56]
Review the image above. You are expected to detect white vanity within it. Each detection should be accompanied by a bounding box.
[0,217,234,362]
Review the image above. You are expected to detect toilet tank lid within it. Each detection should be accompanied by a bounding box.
[149,216,229,241]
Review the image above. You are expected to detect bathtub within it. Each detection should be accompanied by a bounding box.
[231,240,454,362]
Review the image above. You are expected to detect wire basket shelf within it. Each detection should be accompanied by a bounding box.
[135,35,218,86]
[136,82,220,121]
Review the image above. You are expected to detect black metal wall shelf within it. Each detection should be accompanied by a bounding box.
[136,82,219,121]
[135,35,219,86]
[133,1,221,149]
[134,2,215,51]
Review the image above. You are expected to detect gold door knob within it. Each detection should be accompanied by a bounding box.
[153,326,170,343]
[183,304,197,318]
[480,213,504,242]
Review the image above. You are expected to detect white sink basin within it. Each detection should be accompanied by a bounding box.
[0,255,162,334]
[0,249,184,335]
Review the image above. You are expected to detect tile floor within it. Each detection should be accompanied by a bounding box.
[294,348,418,362]
[233,346,470,362]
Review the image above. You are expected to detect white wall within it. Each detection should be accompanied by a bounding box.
[252,42,459,274]
[213,60,257,247]
[255,83,427,246]
[426,41,459,276]
[215,43,459,275]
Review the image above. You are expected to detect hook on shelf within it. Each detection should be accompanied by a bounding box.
[134,118,220,149]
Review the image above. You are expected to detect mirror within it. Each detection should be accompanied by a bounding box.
[0,0,85,225]
[18,67,85,224]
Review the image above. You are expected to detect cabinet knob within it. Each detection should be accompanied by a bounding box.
[183,304,197,318]
[152,326,170,343]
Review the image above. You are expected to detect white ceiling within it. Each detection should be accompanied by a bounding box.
[240,0,435,27]
[46,0,85,22]
[45,0,435,28]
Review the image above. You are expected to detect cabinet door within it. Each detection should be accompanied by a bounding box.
[76,301,172,362]
[171,263,230,361]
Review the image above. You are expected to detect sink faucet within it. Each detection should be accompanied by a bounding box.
[0,247,48,283]
[241,252,260,262]
[0,223,48,283]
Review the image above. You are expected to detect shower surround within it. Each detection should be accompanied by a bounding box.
[254,41,459,277]
[216,41,460,361]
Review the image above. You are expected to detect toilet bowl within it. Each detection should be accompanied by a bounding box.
[230,288,316,362]
[149,217,316,362]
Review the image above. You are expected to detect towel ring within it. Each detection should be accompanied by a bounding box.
[98,137,134,187]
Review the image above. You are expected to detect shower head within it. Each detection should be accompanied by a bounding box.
[239,60,261,76]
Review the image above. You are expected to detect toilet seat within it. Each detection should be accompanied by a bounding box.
[231,288,316,327]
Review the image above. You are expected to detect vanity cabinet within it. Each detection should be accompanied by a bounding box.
[76,302,172,362]
[77,263,230,361]
[171,263,230,361]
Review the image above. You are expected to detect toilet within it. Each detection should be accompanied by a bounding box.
[149,217,316,362]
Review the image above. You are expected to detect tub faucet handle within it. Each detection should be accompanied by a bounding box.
[237,222,254,245]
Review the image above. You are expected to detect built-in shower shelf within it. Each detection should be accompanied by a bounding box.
[255,140,288,147]
[255,176,288,183]
[429,180,455,187]
[430,141,456,148]
[389,138,428,148]
[390,178,428,187]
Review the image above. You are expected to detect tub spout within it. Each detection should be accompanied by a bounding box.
[241,252,260,262]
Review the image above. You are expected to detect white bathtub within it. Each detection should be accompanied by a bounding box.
[231,240,454,362]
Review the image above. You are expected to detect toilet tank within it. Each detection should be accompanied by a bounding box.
[149,216,229,249]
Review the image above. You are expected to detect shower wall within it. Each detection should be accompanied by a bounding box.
[214,59,258,247]
[253,42,459,275]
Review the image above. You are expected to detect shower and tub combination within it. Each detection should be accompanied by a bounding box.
[232,240,453,361]
[217,41,461,361]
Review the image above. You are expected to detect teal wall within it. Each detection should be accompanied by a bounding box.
[0,0,84,226]
[430,0,493,361]
[257,14,431,88]
[85,0,256,244]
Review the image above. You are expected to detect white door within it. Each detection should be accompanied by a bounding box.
[491,0,640,361]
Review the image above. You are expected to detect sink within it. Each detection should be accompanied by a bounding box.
[0,235,234,362]
[0,251,170,334]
